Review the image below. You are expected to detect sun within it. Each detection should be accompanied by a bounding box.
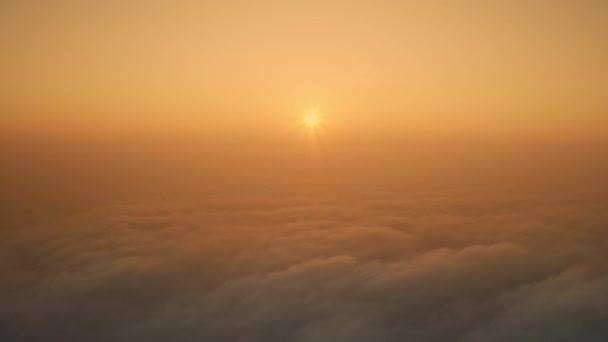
[305,112,319,128]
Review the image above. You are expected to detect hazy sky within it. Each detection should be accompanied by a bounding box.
[2,0,607,140]
[1,0,607,213]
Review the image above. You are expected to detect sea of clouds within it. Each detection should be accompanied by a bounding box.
[1,188,607,341]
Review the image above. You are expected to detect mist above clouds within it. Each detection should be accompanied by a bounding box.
[2,189,607,341]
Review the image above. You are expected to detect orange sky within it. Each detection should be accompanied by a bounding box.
[1,1,607,208]
[1,0,607,142]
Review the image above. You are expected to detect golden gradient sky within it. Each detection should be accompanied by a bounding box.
[1,0,607,141]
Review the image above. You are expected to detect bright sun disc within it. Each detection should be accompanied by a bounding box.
[305,112,319,127]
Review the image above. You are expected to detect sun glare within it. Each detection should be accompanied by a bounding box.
[305,112,319,128]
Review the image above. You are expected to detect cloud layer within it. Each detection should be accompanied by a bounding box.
[1,190,607,341]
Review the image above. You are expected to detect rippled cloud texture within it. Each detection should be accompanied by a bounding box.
[2,189,607,341]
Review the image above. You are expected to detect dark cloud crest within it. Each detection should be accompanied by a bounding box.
[1,191,607,341]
